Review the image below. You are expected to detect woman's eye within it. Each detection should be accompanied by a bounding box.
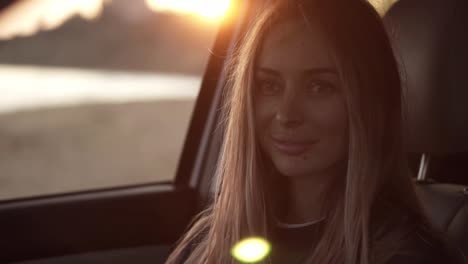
[257,79,280,95]
[305,80,335,95]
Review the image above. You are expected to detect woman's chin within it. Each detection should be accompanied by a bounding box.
[272,157,337,179]
[274,163,319,178]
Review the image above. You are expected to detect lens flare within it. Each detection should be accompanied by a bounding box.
[231,237,272,263]
[145,0,231,19]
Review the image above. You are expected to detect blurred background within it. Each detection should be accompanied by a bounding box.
[0,0,228,200]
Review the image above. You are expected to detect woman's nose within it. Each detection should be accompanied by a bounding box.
[275,92,304,127]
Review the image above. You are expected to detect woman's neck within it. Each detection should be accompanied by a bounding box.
[284,176,328,224]
[281,165,345,224]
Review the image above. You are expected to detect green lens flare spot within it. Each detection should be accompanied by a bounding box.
[231,237,272,263]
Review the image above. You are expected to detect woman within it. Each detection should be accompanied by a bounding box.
[166,0,463,263]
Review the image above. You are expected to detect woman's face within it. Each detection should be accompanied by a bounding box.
[254,19,348,178]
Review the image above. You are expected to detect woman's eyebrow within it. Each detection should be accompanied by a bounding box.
[256,68,279,76]
[303,68,338,76]
[256,67,338,76]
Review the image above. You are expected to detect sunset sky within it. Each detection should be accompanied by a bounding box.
[0,0,232,39]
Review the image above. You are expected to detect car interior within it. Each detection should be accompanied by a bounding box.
[0,0,466,263]
[386,0,468,259]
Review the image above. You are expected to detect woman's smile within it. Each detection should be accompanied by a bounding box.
[270,135,318,156]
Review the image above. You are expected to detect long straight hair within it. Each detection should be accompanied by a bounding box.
[166,0,429,263]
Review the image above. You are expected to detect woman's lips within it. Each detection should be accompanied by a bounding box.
[271,137,318,156]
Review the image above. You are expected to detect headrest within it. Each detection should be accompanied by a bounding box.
[384,0,468,154]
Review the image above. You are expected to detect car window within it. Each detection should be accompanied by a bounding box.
[0,0,230,201]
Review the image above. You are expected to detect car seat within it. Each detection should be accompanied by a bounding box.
[384,0,468,259]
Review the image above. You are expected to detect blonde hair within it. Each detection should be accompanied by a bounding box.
[166,0,429,263]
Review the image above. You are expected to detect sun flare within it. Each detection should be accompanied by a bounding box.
[145,0,231,19]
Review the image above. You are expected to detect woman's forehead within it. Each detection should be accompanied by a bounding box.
[257,19,334,73]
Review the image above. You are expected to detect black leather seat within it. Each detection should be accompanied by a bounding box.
[384,0,468,259]
[415,183,468,256]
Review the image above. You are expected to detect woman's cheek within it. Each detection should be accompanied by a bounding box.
[255,98,277,128]
[308,96,347,130]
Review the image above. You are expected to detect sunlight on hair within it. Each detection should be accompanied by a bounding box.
[0,0,107,39]
[231,237,272,263]
[145,0,231,19]
[367,0,399,16]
